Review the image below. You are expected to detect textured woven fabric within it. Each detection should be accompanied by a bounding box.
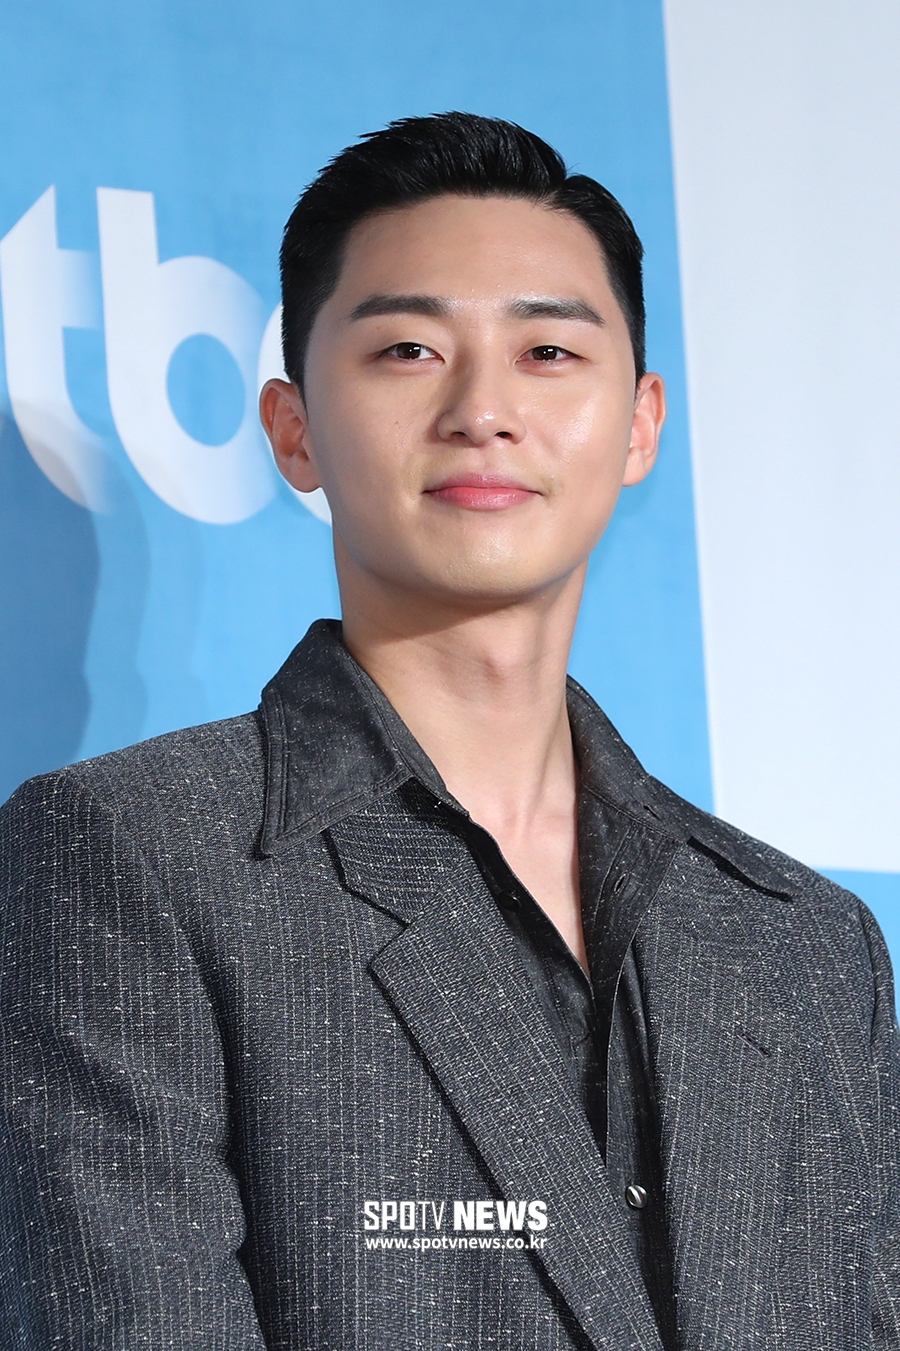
[1,619,898,1349]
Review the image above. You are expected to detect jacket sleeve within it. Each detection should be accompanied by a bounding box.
[859,902,900,1346]
[0,769,268,1349]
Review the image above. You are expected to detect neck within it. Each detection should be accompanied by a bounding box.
[338,563,586,841]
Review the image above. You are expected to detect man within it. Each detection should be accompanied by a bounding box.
[1,113,897,1350]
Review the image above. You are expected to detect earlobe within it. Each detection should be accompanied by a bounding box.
[259,378,323,494]
[622,442,658,487]
[622,372,666,487]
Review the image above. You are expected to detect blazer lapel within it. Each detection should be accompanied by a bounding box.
[330,799,665,1351]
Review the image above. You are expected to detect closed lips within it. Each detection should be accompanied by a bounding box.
[425,475,538,509]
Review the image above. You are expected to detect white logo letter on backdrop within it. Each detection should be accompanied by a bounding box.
[0,187,109,511]
[257,302,331,525]
[97,187,276,524]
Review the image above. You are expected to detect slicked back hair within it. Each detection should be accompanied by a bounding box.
[280,112,646,391]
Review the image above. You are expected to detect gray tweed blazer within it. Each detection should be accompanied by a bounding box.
[1,620,898,1350]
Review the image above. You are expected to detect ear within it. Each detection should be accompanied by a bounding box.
[259,378,323,494]
[622,372,666,487]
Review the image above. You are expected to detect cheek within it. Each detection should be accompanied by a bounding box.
[543,393,633,489]
[537,399,634,556]
[307,402,425,556]
[307,387,392,500]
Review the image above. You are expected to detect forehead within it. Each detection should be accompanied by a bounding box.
[332,194,617,308]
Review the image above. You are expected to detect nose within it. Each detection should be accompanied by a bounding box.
[435,361,526,446]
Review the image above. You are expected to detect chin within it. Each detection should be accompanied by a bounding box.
[352,534,586,609]
[424,558,569,608]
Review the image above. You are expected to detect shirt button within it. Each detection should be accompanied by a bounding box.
[495,891,520,912]
[625,1184,649,1210]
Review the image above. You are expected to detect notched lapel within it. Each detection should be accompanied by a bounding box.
[325,788,467,924]
[368,868,665,1351]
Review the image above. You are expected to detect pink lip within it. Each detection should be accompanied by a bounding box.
[425,473,539,511]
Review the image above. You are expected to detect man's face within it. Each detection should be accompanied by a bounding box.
[268,194,664,612]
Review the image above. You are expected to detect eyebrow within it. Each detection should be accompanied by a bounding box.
[349,293,448,321]
[347,293,605,325]
[506,297,604,325]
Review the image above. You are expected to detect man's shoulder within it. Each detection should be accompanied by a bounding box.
[648,774,854,910]
[1,711,266,839]
[647,776,888,992]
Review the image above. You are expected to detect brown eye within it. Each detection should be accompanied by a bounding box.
[388,343,430,360]
[529,345,567,361]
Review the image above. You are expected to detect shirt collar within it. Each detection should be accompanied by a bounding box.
[257,618,794,899]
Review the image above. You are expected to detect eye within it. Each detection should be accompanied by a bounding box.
[383,342,438,361]
[526,345,572,362]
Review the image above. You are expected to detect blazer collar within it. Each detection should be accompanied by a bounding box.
[258,619,433,854]
[257,618,795,900]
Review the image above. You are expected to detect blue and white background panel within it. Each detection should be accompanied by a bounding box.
[0,0,896,970]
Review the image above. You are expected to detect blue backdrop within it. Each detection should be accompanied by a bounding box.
[0,0,895,970]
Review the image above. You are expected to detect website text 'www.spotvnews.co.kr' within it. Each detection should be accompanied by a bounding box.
[361,1199,549,1253]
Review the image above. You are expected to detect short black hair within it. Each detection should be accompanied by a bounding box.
[280,111,646,390]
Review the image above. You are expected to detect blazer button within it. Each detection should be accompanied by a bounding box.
[625,1184,649,1210]
[496,891,521,912]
